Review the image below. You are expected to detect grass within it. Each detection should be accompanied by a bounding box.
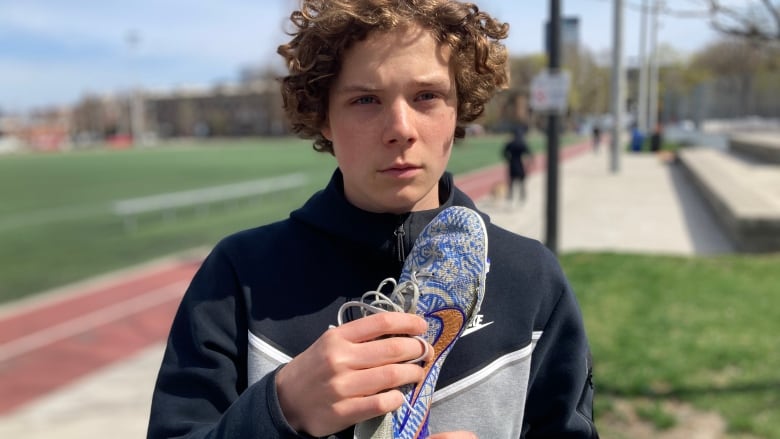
[634,400,677,430]
[0,132,572,303]
[562,252,780,438]
[0,137,331,301]
[626,135,682,153]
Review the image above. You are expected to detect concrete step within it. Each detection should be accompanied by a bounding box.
[730,132,780,164]
[678,147,780,252]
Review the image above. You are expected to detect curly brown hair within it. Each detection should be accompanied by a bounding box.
[277,0,509,153]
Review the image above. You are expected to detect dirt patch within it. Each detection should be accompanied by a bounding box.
[597,398,729,439]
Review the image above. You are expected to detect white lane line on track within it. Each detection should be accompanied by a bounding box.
[0,280,187,363]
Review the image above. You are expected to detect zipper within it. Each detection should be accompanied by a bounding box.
[394,222,405,263]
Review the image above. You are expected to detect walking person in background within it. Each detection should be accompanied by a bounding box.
[650,122,664,153]
[591,121,602,153]
[147,1,598,438]
[503,125,532,206]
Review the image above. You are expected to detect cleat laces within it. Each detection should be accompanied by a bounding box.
[336,271,433,366]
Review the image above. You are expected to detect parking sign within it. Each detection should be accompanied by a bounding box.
[530,69,570,114]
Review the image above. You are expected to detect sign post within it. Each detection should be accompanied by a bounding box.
[532,0,568,255]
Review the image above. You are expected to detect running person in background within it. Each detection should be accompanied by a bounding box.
[147,1,598,437]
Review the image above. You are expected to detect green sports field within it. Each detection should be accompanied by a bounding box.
[0,133,547,303]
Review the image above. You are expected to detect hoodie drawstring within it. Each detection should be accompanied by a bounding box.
[394,222,405,263]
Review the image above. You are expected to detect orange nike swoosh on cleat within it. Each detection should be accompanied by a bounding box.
[409,307,466,411]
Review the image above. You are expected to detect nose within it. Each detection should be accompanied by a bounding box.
[382,99,417,147]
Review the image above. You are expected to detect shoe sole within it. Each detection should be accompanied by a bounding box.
[393,206,489,438]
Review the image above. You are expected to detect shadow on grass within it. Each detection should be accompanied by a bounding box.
[597,380,780,399]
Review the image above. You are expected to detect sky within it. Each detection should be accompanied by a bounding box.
[0,0,729,113]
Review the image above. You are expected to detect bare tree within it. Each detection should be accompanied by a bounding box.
[705,0,780,44]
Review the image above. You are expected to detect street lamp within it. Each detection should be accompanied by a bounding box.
[125,29,144,146]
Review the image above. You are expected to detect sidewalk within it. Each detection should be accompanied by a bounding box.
[0,343,165,438]
[0,147,735,438]
[478,149,734,255]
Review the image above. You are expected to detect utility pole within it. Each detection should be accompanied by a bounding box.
[648,0,661,134]
[610,0,625,173]
[637,0,649,134]
[544,0,561,255]
[126,29,144,146]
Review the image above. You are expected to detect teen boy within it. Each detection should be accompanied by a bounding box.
[147,1,598,437]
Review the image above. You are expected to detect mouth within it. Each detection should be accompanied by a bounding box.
[379,164,422,178]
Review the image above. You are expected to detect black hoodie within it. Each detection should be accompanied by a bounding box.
[147,169,598,438]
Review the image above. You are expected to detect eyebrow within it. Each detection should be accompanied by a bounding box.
[335,77,453,94]
[334,80,452,93]
[335,84,380,94]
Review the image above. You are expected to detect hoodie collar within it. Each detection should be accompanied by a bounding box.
[289,168,486,259]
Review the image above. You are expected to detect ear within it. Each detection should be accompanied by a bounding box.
[321,119,332,141]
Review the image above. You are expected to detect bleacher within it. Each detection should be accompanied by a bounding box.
[113,173,308,230]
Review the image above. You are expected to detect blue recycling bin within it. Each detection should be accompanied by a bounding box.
[630,128,644,152]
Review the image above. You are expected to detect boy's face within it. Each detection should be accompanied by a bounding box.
[322,24,457,214]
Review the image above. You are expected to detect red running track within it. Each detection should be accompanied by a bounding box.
[0,260,201,414]
[0,139,591,415]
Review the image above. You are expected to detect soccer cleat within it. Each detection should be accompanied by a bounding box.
[351,206,489,439]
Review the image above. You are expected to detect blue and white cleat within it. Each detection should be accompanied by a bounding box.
[351,206,489,439]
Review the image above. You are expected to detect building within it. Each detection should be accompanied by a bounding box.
[145,79,286,139]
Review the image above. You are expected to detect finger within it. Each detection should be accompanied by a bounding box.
[429,432,478,439]
[331,388,407,426]
[337,312,427,343]
[333,363,424,401]
[350,336,431,369]
[418,336,434,364]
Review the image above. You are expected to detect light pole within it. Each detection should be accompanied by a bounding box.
[610,0,625,173]
[637,0,649,134]
[125,29,144,146]
[648,0,661,135]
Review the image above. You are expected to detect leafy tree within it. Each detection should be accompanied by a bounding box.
[565,47,610,117]
[693,39,763,114]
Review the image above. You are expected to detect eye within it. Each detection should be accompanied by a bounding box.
[352,96,378,105]
[416,92,437,101]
